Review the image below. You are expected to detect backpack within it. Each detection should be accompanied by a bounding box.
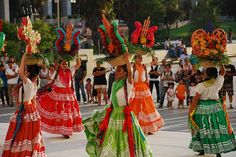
[0,77,4,88]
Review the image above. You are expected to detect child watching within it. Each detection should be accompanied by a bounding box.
[167,82,175,109]
[175,79,186,109]
[85,78,93,103]
[189,82,196,104]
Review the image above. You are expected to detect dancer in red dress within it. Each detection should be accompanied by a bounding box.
[37,58,84,138]
[2,52,46,157]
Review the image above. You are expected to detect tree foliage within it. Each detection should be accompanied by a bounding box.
[190,0,220,31]
[32,19,56,53]
[162,0,183,38]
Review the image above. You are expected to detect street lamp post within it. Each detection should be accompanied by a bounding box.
[55,0,60,28]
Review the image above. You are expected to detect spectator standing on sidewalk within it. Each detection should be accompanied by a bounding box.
[0,52,9,66]
[228,29,233,43]
[167,82,175,109]
[85,78,93,103]
[176,79,186,109]
[39,63,49,88]
[75,64,87,104]
[0,64,9,106]
[219,64,236,109]
[182,58,192,106]
[107,66,115,99]
[47,64,56,84]
[159,64,174,108]
[149,57,161,103]
[179,48,190,65]
[5,60,19,106]
[159,59,167,106]
[93,61,108,105]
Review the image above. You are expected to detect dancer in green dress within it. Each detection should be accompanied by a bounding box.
[188,65,236,157]
[83,52,152,157]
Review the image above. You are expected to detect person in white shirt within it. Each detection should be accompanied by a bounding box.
[189,82,196,104]
[188,66,236,157]
[5,60,19,106]
[180,48,190,65]
[39,63,49,88]
[148,57,161,103]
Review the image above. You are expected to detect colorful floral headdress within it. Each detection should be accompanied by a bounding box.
[98,14,127,57]
[55,22,81,57]
[17,16,41,54]
[191,28,229,66]
[131,16,158,49]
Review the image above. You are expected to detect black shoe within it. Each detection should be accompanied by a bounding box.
[158,105,163,108]
[63,135,70,139]
[216,154,221,157]
[198,150,204,156]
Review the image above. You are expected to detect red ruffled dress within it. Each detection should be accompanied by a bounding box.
[37,67,84,136]
[2,78,46,157]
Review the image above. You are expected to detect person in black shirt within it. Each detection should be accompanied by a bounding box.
[74,65,87,103]
[219,64,236,109]
[148,57,161,103]
[93,61,108,105]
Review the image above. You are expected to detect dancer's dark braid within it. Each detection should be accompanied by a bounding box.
[124,78,129,106]
[11,85,25,147]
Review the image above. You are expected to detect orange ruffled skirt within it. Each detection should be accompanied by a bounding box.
[37,86,84,136]
[2,103,46,157]
[129,82,164,133]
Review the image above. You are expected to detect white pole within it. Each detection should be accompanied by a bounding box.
[56,0,60,27]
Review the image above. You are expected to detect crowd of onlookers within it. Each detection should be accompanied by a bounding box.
[1,35,236,109]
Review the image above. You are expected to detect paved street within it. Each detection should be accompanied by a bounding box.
[1,56,236,156]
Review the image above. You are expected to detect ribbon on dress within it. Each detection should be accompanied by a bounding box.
[11,103,25,147]
[221,97,233,134]
[97,106,113,145]
[123,106,135,157]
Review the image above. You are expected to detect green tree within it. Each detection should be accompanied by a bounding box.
[114,0,165,32]
[179,0,192,20]
[163,0,183,38]
[190,0,220,30]
[32,19,56,53]
[77,0,115,53]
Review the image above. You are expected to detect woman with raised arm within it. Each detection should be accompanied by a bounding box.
[2,52,46,157]
[83,52,152,157]
[129,54,164,134]
[188,65,236,157]
[37,58,84,139]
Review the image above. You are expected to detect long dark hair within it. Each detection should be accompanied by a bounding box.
[201,67,218,83]
[27,64,40,80]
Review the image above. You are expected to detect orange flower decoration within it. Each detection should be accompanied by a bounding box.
[191,28,227,57]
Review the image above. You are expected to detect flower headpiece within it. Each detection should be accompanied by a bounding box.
[131,16,158,48]
[55,22,81,57]
[98,14,127,57]
[17,16,41,54]
[191,28,229,66]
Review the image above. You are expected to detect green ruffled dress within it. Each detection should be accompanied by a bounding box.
[189,99,236,154]
[83,79,152,157]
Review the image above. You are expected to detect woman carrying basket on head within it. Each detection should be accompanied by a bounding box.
[83,52,152,157]
[37,58,84,139]
[188,65,236,157]
[129,54,164,134]
[2,52,46,157]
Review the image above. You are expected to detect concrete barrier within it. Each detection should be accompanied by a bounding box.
[73,43,236,76]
